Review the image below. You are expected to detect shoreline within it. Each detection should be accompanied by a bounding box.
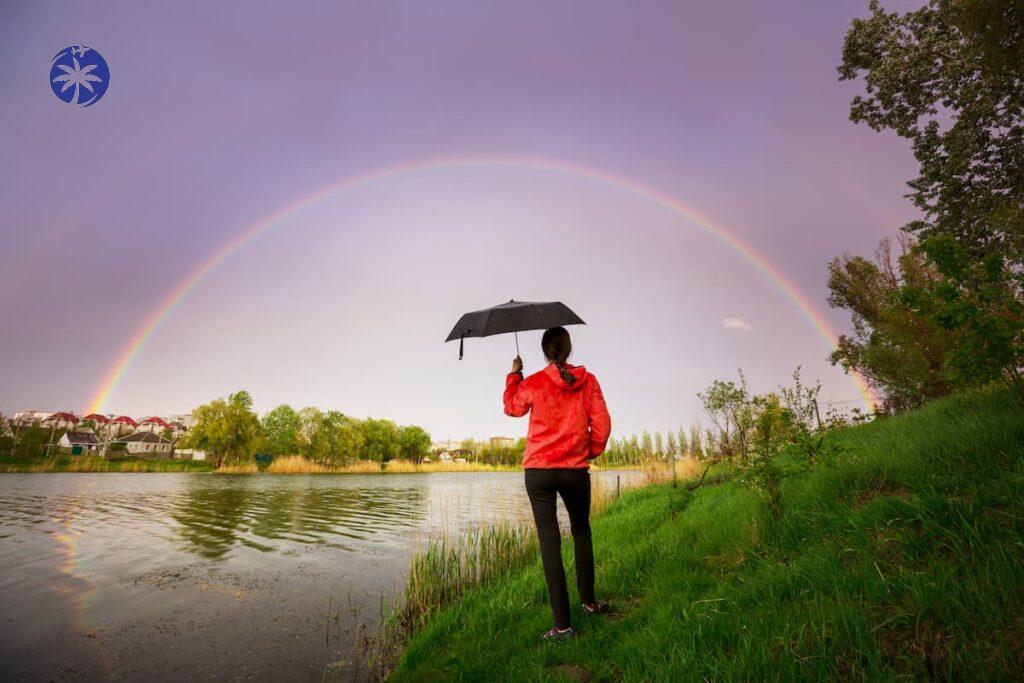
[0,455,645,475]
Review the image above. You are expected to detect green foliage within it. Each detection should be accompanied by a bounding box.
[362,418,401,462]
[182,390,264,467]
[840,0,1024,263]
[664,430,677,459]
[398,425,432,462]
[689,425,703,459]
[837,0,1024,407]
[914,236,1024,390]
[828,237,954,412]
[698,371,756,458]
[319,411,366,464]
[639,431,653,458]
[261,404,301,455]
[16,427,51,459]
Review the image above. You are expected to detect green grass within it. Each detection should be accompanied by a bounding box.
[390,385,1024,681]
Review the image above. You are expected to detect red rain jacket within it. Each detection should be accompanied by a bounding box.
[503,363,611,469]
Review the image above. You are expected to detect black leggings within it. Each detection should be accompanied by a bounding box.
[524,468,595,629]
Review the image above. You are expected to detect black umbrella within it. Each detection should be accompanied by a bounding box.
[445,299,585,359]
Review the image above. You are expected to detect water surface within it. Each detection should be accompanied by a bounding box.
[0,470,639,681]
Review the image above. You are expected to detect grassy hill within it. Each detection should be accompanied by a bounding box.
[390,385,1024,680]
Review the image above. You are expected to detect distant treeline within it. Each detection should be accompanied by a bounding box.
[181,390,433,468]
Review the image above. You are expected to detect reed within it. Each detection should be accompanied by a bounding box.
[384,459,519,473]
[639,455,704,485]
[215,462,259,473]
[261,456,384,473]
[390,523,538,637]
[265,455,330,473]
[335,460,385,473]
[0,456,212,473]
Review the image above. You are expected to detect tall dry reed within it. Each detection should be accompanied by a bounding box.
[384,459,518,473]
[640,456,704,485]
[215,462,259,473]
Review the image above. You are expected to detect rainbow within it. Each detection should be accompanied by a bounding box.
[86,156,879,412]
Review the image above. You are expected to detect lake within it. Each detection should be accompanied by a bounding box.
[0,470,641,681]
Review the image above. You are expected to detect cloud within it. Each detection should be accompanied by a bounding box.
[721,317,752,332]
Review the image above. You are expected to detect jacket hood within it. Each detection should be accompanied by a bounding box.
[543,363,589,392]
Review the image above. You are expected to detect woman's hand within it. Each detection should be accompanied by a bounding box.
[511,355,523,374]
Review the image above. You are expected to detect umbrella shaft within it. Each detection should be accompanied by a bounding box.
[514,331,520,355]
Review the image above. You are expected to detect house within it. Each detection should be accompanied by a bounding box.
[432,439,463,452]
[138,417,172,434]
[167,421,188,440]
[59,431,100,454]
[489,436,515,449]
[117,431,174,456]
[13,410,52,427]
[168,413,195,429]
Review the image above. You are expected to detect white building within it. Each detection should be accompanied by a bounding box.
[432,439,463,452]
[117,431,174,456]
[59,431,100,453]
[168,414,195,429]
[174,448,207,461]
[13,410,52,427]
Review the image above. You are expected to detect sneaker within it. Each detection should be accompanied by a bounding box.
[582,601,610,616]
[541,626,575,641]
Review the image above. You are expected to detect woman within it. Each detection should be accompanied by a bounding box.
[503,326,612,640]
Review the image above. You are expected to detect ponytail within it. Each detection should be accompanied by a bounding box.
[541,327,576,385]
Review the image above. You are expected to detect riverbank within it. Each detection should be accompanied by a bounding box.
[388,385,1024,680]
[0,454,646,475]
[0,455,214,472]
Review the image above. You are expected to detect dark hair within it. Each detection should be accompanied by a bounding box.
[541,327,576,385]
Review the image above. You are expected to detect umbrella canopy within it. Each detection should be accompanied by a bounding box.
[445,299,585,359]
[82,413,110,424]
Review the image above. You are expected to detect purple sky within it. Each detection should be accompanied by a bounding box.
[0,1,920,440]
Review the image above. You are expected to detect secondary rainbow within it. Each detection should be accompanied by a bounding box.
[86,156,880,412]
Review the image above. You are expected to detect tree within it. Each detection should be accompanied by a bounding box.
[362,418,401,462]
[699,372,756,458]
[262,404,302,455]
[677,427,688,457]
[398,425,432,462]
[689,425,704,460]
[665,431,678,460]
[827,236,954,412]
[839,0,1024,397]
[913,236,1023,392]
[653,432,664,458]
[639,431,652,459]
[840,0,1024,264]
[184,390,264,467]
[296,407,322,456]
